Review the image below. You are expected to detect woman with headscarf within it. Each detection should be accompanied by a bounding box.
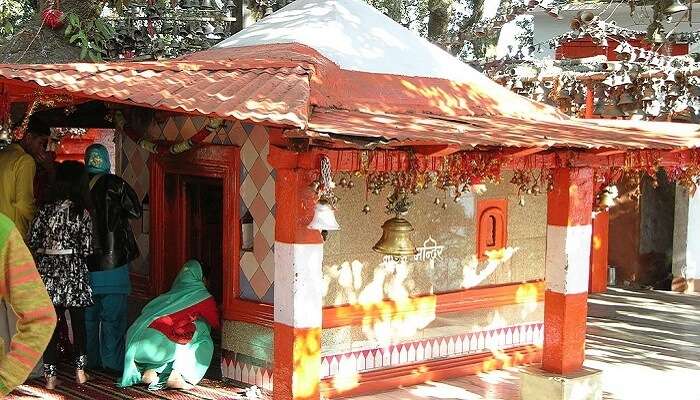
[119,260,219,390]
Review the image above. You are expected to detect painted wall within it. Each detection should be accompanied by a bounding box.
[133,115,277,303]
[321,174,546,378]
[323,174,547,306]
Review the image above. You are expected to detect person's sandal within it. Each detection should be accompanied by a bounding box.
[75,355,90,384]
[44,364,60,390]
[75,369,90,384]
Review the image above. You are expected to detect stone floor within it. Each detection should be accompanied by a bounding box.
[348,288,700,400]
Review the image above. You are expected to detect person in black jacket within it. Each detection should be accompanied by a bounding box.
[82,144,142,373]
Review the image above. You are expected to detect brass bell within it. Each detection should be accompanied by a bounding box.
[618,92,636,106]
[667,83,681,98]
[373,217,417,256]
[308,198,340,231]
[557,87,572,100]
[598,186,618,209]
[577,10,595,25]
[641,86,656,101]
[662,0,688,15]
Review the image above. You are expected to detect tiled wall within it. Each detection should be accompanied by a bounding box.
[121,113,276,302]
[221,320,274,391]
[118,133,151,276]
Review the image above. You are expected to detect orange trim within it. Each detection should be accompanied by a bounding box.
[322,281,544,329]
[547,168,594,227]
[224,299,274,328]
[320,345,542,398]
[589,211,609,294]
[542,290,588,374]
[274,323,322,400]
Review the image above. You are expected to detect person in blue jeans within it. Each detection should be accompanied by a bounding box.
[82,144,142,373]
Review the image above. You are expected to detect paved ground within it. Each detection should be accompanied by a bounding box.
[349,288,700,400]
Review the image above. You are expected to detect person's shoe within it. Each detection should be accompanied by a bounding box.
[75,369,90,384]
[44,364,59,390]
[45,375,60,390]
[141,369,158,385]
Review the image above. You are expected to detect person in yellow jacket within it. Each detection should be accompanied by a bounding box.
[0,117,54,380]
[0,212,57,396]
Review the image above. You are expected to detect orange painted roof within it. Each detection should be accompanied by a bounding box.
[307,108,700,150]
[2,43,700,150]
[0,61,311,127]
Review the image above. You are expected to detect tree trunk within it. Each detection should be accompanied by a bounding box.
[0,0,105,63]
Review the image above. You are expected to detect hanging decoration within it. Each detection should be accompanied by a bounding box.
[308,156,340,231]
[115,110,223,156]
[41,0,65,30]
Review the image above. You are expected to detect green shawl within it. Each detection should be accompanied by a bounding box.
[119,260,213,388]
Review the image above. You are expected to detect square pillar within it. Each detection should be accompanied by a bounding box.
[273,168,324,400]
[672,185,700,292]
[543,167,594,375]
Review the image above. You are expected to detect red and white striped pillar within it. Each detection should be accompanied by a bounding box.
[543,167,594,374]
[273,167,324,400]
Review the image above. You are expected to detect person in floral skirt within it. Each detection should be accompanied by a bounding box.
[28,161,93,389]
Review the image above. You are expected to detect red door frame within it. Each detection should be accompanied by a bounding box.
[149,144,240,315]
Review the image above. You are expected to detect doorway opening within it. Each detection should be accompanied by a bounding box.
[150,145,240,382]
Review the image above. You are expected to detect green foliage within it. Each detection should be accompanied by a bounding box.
[0,0,34,40]
[64,13,116,61]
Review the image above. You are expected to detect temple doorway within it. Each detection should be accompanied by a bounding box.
[151,145,241,382]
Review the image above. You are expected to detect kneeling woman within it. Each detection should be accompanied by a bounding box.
[119,260,219,390]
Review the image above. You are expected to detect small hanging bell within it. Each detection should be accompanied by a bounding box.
[641,85,656,101]
[308,198,340,231]
[662,0,688,15]
[373,217,417,256]
[200,0,213,8]
[557,87,572,100]
[598,186,619,209]
[618,92,636,106]
[667,83,681,98]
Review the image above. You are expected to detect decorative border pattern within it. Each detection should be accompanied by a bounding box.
[320,322,543,378]
[221,351,274,391]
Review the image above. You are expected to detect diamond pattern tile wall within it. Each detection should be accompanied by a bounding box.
[158,117,276,303]
[119,133,151,276]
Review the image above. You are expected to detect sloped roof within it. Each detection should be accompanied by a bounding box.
[0,62,311,127]
[1,0,700,151]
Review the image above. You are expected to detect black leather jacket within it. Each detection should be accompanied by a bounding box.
[85,173,142,271]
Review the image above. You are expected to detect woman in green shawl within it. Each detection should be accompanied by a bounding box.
[119,260,219,390]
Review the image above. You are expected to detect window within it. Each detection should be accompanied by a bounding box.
[476,199,508,259]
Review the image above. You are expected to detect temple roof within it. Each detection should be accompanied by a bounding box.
[1,0,700,151]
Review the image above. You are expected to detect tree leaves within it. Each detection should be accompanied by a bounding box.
[62,12,114,61]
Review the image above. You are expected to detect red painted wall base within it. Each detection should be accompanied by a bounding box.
[320,345,542,399]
